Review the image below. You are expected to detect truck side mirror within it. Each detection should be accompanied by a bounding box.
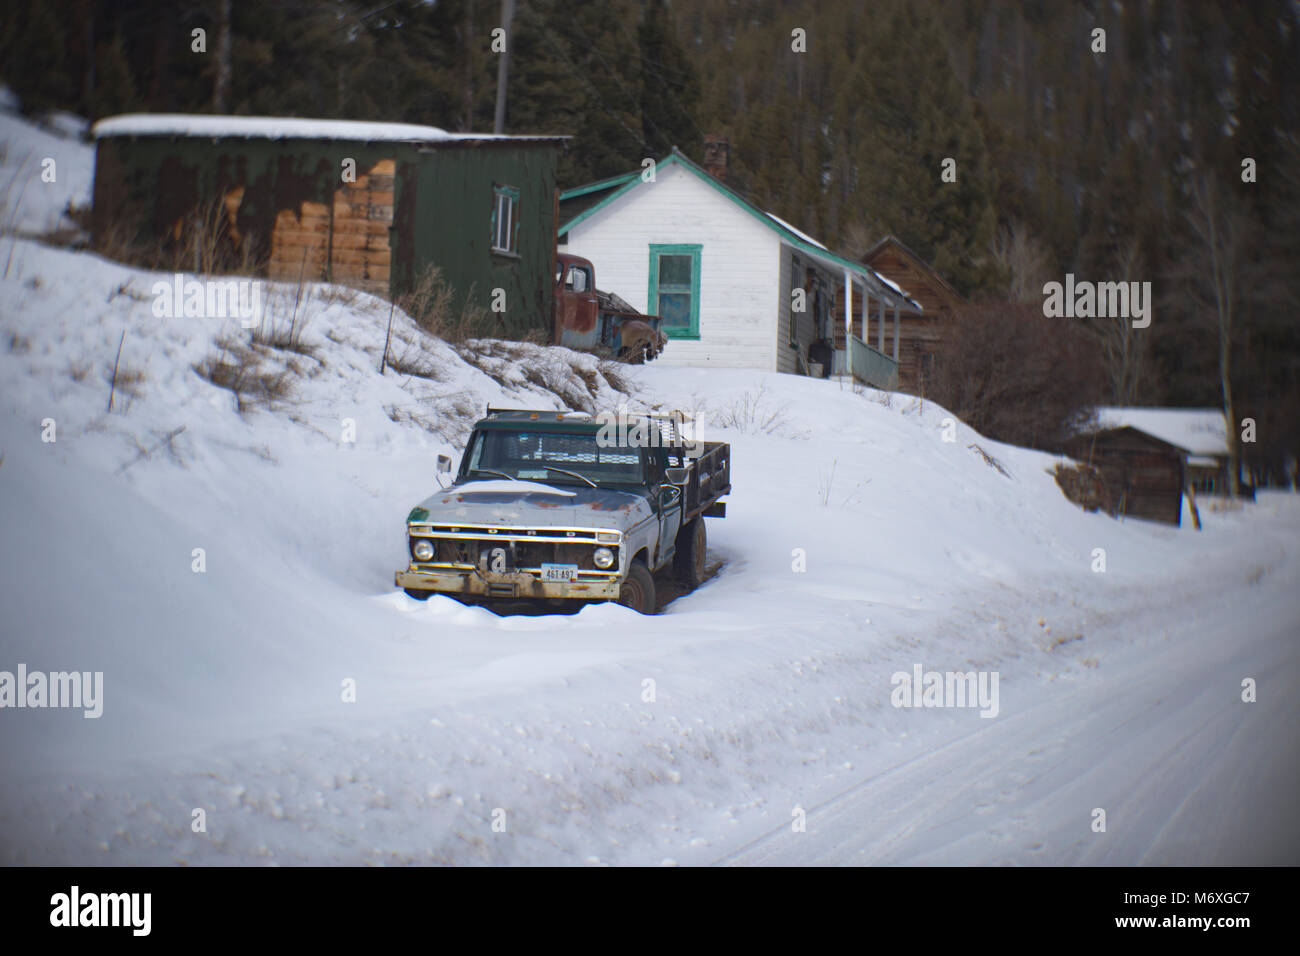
[436,454,453,488]
[659,483,682,509]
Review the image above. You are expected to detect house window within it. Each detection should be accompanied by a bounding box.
[491,185,519,254]
[648,243,701,339]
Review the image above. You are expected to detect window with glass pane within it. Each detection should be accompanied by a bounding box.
[491,185,519,253]
[649,244,701,338]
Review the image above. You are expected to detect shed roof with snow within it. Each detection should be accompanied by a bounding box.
[1092,407,1229,460]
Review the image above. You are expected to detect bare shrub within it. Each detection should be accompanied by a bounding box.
[387,342,442,380]
[454,340,600,413]
[194,340,293,412]
[398,265,492,342]
[712,382,791,435]
[927,301,1104,451]
[105,360,147,412]
[252,289,315,355]
[94,197,262,278]
[596,359,633,396]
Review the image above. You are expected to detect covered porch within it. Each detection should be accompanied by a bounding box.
[782,239,916,389]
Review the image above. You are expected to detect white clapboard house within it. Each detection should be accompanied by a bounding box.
[558,148,919,386]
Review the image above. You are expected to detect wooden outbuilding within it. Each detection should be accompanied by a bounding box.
[90,114,566,337]
[861,235,966,395]
[1062,426,1187,525]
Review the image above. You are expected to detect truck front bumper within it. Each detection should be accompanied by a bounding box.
[395,567,623,601]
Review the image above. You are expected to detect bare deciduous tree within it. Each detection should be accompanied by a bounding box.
[1167,171,1282,496]
[990,220,1053,303]
[1090,236,1148,405]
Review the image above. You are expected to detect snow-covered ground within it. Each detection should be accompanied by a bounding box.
[0,90,92,236]
[0,111,1296,865]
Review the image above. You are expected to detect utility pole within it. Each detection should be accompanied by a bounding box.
[493,0,516,134]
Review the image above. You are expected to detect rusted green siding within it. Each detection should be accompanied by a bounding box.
[400,143,558,337]
[92,136,407,253]
[92,134,559,336]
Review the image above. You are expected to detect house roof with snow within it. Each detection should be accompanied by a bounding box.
[92,113,568,144]
[1091,407,1229,459]
[559,149,921,312]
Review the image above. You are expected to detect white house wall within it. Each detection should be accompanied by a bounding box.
[564,163,782,371]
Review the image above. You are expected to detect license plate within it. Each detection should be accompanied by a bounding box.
[540,563,578,582]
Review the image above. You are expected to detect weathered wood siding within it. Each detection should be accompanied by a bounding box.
[863,244,964,395]
[1064,428,1185,525]
[563,162,782,370]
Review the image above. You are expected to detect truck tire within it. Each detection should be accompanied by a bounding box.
[616,560,657,614]
[403,588,433,601]
[674,518,707,590]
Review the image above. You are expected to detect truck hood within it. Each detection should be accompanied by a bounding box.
[413,480,652,531]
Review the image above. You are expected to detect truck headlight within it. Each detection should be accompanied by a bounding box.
[412,539,435,561]
[593,546,615,569]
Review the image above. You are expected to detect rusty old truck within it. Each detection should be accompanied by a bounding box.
[554,253,667,363]
[395,407,730,614]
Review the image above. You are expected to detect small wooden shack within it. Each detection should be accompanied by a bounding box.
[1063,426,1187,525]
[861,235,966,395]
[1093,406,1230,495]
[90,114,566,336]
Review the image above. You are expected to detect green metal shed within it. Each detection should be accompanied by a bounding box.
[90,114,566,338]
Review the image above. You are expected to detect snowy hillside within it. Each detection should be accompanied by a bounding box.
[1,111,1296,866]
[0,90,92,236]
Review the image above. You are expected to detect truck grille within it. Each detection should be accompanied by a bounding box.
[409,527,615,575]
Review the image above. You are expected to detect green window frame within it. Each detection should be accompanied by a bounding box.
[490,184,520,255]
[648,243,701,339]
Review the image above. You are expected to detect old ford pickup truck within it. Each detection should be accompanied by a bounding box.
[395,408,730,614]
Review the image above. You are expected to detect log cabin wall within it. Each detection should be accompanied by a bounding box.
[1064,427,1186,525]
[862,239,966,396]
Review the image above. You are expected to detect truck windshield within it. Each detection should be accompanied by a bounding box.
[464,429,642,486]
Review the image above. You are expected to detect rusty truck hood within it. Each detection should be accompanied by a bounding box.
[414,480,653,531]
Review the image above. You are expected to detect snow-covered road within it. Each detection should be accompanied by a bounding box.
[717,513,1300,865]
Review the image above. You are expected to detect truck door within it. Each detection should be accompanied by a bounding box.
[557,261,599,345]
[648,446,682,567]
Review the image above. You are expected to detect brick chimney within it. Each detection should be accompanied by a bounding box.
[703,134,729,182]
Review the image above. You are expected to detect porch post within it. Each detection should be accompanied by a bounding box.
[843,268,852,377]
[863,290,869,345]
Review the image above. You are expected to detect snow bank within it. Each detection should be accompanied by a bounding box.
[0,104,94,235]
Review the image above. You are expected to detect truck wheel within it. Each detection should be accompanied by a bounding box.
[674,518,707,590]
[403,588,433,601]
[616,560,657,614]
